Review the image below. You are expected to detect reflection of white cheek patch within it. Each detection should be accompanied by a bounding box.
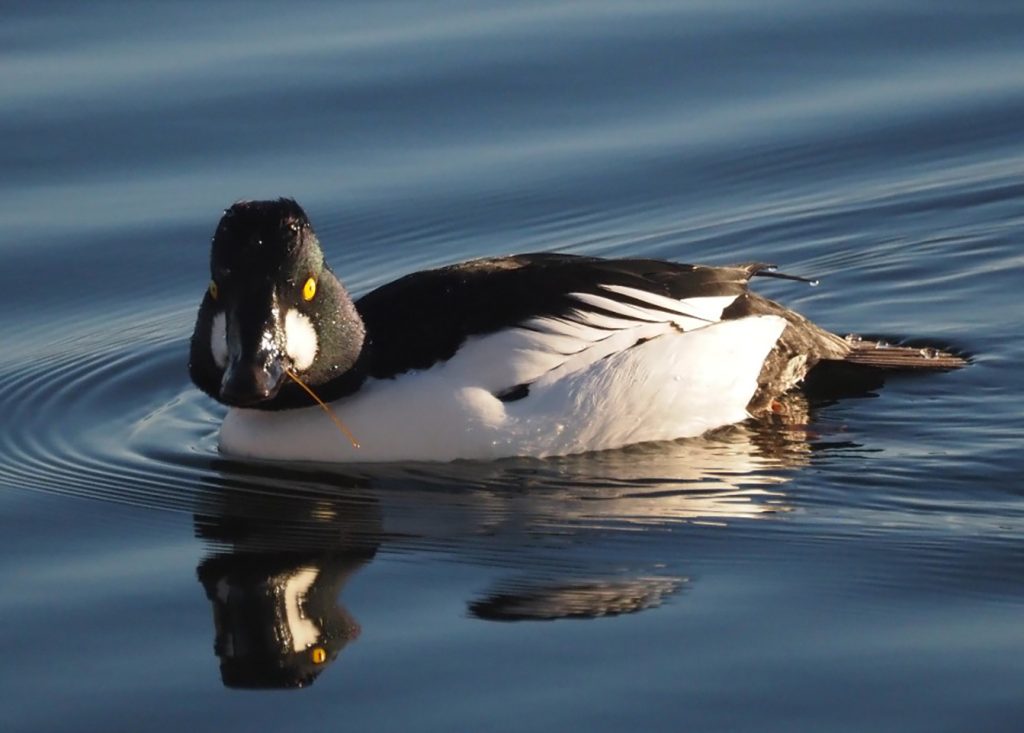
[210,312,228,369]
[284,309,318,371]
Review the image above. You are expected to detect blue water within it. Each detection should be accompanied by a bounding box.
[1,1,1022,730]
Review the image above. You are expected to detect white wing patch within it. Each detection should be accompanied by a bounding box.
[438,287,739,394]
[569,292,670,323]
[543,308,640,333]
[597,286,737,322]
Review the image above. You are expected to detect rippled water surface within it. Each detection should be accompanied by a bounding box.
[2,2,1023,731]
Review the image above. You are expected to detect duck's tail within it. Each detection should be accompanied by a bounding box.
[797,337,966,402]
[744,264,968,372]
[838,336,968,371]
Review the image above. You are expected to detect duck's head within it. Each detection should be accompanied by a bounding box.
[189,199,365,409]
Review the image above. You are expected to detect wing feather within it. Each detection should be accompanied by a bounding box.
[354,253,754,388]
[442,289,739,395]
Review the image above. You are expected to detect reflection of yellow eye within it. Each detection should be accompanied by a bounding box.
[209,280,219,300]
[303,277,317,301]
[311,647,327,664]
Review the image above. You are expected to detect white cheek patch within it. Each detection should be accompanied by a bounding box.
[284,309,318,371]
[210,312,228,369]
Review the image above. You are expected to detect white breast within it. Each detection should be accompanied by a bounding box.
[219,312,788,463]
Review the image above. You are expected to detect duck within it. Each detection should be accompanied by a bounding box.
[189,198,964,463]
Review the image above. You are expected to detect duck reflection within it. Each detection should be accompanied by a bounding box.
[194,481,380,689]
[193,395,824,686]
[469,576,686,622]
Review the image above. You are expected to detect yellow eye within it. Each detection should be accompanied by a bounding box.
[303,277,317,301]
[311,647,327,664]
[208,280,219,300]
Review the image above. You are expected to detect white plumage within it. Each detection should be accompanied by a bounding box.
[221,292,787,462]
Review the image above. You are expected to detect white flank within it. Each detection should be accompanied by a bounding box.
[284,309,318,371]
[210,312,228,369]
[220,310,789,463]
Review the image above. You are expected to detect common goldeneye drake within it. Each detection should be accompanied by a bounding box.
[189,198,964,463]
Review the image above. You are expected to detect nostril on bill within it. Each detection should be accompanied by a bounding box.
[220,360,284,406]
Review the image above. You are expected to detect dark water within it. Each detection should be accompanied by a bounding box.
[2,1,1022,730]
